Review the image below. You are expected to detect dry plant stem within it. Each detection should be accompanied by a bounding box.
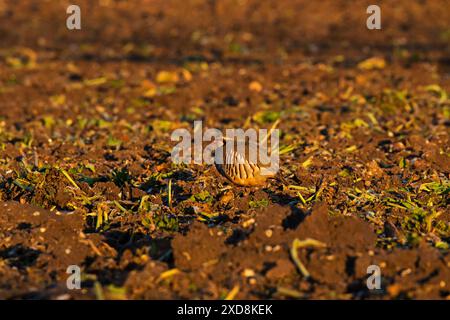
[290,238,327,279]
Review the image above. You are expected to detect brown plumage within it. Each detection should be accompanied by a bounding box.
[214,139,277,187]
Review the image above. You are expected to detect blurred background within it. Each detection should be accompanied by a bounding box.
[0,0,449,64]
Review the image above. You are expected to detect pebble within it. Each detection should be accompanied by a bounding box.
[249,81,263,92]
[242,268,255,278]
[242,218,255,228]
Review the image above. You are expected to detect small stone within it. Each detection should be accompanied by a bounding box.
[400,268,412,277]
[249,81,263,92]
[387,284,401,297]
[242,218,255,228]
[156,70,179,83]
[242,268,255,278]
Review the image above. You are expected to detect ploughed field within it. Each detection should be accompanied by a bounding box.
[0,0,449,299]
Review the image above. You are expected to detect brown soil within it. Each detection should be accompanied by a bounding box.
[0,0,449,299]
